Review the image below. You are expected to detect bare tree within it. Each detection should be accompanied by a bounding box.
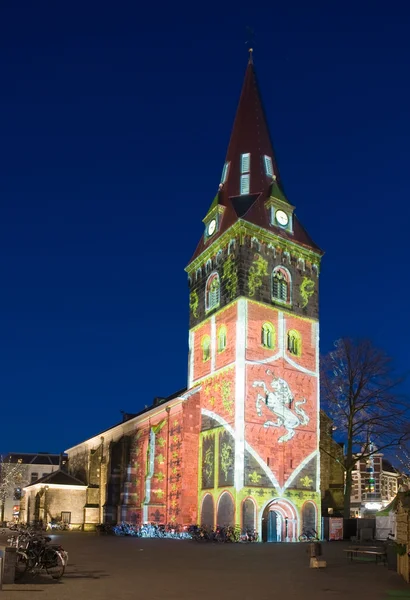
[321,338,409,518]
[0,455,25,523]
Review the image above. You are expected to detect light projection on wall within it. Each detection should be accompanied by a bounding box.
[248,253,268,297]
[253,369,309,442]
[189,290,199,317]
[300,277,315,308]
[222,254,238,301]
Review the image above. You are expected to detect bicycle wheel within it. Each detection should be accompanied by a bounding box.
[45,549,65,579]
[298,534,308,542]
[15,551,28,581]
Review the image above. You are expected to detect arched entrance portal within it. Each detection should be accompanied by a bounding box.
[261,499,298,542]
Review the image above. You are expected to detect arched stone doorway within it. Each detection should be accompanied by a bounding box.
[217,492,234,527]
[302,502,317,533]
[261,498,298,542]
[201,494,214,528]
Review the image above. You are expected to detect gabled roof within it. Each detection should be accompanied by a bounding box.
[24,469,86,488]
[189,55,322,265]
[382,458,399,475]
[65,387,187,452]
[4,452,62,466]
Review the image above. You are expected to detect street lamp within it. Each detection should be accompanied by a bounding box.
[44,485,49,529]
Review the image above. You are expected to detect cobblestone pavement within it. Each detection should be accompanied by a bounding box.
[1,532,410,600]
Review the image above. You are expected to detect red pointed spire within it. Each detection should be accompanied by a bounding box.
[221,52,281,198]
[187,54,323,265]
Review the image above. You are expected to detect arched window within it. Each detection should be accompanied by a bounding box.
[217,325,227,352]
[202,335,211,362]
[242,498,256,531]
[205,272,220,312]
[205,259,212,274]
[287,330,301,356]
[228,239,236,255]
[217,492,235,527]
[201,494,215,528]
[272,267,291,303]
[302,502,316,532]
[261,322,275,349]
[251,237,260,251]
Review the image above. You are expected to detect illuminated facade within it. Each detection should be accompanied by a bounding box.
[66,54,323,541]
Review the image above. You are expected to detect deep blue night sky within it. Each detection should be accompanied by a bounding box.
[1,1,409,453]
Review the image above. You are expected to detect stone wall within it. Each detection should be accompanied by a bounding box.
[188,233,320,329]
[46,488,86,524]
[319,411,344,515]
[23,487,86,525]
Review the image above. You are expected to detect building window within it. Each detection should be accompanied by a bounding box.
[205,259,212,274]
[272,267,291,303]
[264,155,274,178]
[220,162,230,184]
[202,336,211,362]
[205,272,220,312]
[261,322,275,349]
[251,237,260,251]
[217,325,227,352]
[240,152,250,195]
[228,239,236,255]
[30,473,38,484]
[287,330,301,356]
[240,175,250,195]
[61,511,71,524]
[241,153,250,173]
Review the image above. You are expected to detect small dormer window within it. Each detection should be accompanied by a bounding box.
[264,155,274,178]
[240,153,250,195]
[220,162,230,185]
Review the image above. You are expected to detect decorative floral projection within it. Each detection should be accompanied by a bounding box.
[248,253,268,297]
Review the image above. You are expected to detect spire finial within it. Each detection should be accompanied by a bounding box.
[245,27,255,63]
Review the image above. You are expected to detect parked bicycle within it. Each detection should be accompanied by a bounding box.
[9,528,68,580]
[240,528,259,543]
[298,528,319,542]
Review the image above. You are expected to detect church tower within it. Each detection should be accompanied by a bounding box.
[185,52,323,541]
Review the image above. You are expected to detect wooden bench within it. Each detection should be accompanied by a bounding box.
[344,547,387,565]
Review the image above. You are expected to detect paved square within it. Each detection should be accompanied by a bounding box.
[1,532,409,599]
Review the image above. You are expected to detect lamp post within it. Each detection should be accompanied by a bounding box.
[43,485,49,528]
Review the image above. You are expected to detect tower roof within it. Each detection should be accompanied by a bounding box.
[223,52,282,198]
[188,55,323,264]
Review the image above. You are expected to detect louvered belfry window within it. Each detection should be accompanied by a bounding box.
[205,272,220,312]
[240,152,250,195]
[272,267,290,303]
[220,162,230,184]
[264,155,274,178]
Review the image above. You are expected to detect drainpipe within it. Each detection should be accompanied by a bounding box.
[165,407,171,524]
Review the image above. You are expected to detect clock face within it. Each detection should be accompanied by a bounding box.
[207,219,216,236]
[275,210,289,227]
